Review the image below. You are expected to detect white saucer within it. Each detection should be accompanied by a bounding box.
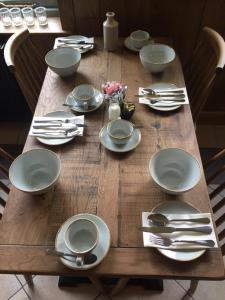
[146,83,182,112]
[99,125,141,152]
[55,35,94,54]
[66,88,104,113]
[55,213,110,270]
[124,37,154,52]
[36,111,76,146]
[152,201,205,262]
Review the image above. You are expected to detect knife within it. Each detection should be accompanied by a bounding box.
[137,94,185,99]
[139,226,212,234]
[143,88,185,94]
[32,124,84,129]
[58,39,95,45]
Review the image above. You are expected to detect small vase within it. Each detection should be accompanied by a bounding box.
[103,12,118,51]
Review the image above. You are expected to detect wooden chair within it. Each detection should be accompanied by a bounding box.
[184,27,225,124]
[0,147,34,286]
[182,148,225,299]
[4,28,46,113]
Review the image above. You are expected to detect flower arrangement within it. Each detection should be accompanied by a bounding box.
[102,81,127,104]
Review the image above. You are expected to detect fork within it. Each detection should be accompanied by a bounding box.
[149,235,215,247]
[34,119,84,125]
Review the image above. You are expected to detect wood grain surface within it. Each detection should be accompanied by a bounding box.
[0,38,223,279]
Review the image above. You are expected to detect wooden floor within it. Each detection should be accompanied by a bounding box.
[0,123,224,300]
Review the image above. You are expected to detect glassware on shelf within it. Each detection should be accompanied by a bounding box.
[34,6,48,26]
[22,7,35,27]
[10,7,23,27]
[0,8,12,27]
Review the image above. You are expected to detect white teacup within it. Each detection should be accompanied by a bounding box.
[107,119,133,145]
[64,218,98,266]
[130,30,150,49]
[72,84,95,110]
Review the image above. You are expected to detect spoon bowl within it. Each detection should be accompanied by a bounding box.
[147,213,210,226]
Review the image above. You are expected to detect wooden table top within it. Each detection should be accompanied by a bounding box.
[0,38,224,279]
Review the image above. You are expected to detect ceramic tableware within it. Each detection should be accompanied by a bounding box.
[45,47,81,77]
[130,30,150,49]
[107,119,133,145]
[56,35,95,54]
[9,149,61,195]
[55,213,110,270]
[64,218,99,266]
[124,37,153,52]
[66,88,104,113]
[149,148,201,195]
[99,125,141,152]
[72,84,95,110]
[140,43,175,73]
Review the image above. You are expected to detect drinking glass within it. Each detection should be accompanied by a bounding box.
[34,6,48,26]
[0,8,12,27]
[10,7,23,27]
[22,7,34,27]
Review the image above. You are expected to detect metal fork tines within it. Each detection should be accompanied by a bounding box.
[149,235,215,248]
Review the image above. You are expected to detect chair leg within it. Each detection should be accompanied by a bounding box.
[181,280,199,300]
[23,274,33,286]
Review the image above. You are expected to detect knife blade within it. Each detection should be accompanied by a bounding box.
[139,226,212,234]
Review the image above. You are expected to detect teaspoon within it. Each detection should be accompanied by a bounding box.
[147,213,210,226]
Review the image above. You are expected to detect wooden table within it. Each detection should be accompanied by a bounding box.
[0,39,224,294]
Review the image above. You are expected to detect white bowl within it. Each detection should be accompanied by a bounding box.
[149,148,201,195]
[130,30,150,49]
[107,119,133,145]
[45,47,81,77]
[9,149,61,195]
[140,43,175,73]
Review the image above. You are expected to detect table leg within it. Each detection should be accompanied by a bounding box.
[110,277,129,296]
[181,280,199,299]
[88,276,106,293]
[23,274,33,286]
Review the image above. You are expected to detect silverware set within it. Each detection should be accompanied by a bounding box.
[148,235,215,247]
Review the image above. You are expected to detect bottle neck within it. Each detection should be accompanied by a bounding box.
[106,12,115,21]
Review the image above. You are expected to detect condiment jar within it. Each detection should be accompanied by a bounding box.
[103,12,118,51]
[108,98,121,120]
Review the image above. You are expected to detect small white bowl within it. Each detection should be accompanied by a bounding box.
[9,149,61,195]
[130,30,150,49]
[149,148,201,195]
[140,43,175,73]
[45,47,81,77]
[107,119,133,145]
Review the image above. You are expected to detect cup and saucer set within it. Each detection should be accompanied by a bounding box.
[55,213,111,270]
[99,118,141,153]
[65,84,104,113]
[124,30,154,52]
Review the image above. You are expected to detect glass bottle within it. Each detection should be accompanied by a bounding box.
[108,98,121,121]
[103,12,118,51]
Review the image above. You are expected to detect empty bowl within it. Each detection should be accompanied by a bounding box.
[9,149,61,195]
[149,148,201,195]
[45,47,81,77]
[139,43,175,73]
[107,119,133,145]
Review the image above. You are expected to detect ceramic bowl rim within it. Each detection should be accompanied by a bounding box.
[9,148,61,193]
[130,30,150,41]
[140,43,176,65]
[45,48,81,69]
[149,147,202,193]
[106,119,134,140]
[72,84,95,102]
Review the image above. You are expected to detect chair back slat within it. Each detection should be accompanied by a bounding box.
[185,27,225,123]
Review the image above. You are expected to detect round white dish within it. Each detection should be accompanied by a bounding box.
[36,111,76,146]
[152,201,205,261]
[146,83,182,112]
[99,125,141,153]
[61,35,94,54]
[66,88,104,113]
[55,213,110,270]
[124,36,154,52]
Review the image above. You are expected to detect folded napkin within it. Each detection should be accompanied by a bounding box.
[138,87,189,107]
[29,115,85,138]
[142,212,218,249]
[54,36,94,52]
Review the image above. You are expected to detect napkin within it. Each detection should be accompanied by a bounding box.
[29,115,85,138]
[138,87,189,107]
[142,212,218,249]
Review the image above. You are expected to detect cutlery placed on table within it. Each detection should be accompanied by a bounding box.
[142,88,185,95]
[32,124,85,129]
[34,118,84,125]
[136,94,185,99]
[57,39,95,46]
[147,213,211,226]
[148,235,215,247]
[46,248,97,264]
[63,103,96,109]
[139,225,212,234]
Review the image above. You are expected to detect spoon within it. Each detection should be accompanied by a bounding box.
[46,249,97,264]
[147,213,210,226]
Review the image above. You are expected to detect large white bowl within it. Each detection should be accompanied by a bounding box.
[45,47,81,77]
[149,148,201,195]
[139,43,175,73]
[9,149,61,195]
